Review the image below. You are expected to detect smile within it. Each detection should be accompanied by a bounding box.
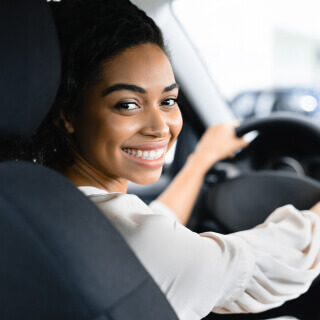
[121,147,165,160]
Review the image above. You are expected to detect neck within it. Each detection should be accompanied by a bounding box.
[60,150,128,194]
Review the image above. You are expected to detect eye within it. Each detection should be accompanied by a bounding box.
[114,102,139,110]
[161,98,178,106]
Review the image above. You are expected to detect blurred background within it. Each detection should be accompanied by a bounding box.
[172,0,320,120]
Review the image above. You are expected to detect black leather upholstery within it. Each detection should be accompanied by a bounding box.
[0,0,178,319]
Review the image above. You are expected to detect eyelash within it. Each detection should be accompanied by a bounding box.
[114,98,178,110]
[114,102,138,110]
[162,98,178,106]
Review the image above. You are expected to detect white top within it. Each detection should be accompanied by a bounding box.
[78,186,320,320]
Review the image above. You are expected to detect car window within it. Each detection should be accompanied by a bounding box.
[172,0,320,119]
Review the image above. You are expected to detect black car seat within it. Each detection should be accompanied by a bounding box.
[0,1,178,319]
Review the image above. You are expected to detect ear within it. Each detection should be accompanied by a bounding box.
[58,109,75,134]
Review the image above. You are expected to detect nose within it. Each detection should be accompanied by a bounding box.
[140,105,170,138]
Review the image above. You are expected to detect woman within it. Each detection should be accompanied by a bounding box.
[9,0,320,319]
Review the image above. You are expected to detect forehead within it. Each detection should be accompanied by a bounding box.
[99,43,176,89]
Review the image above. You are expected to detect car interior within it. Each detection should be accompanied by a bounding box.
[131,1,320,319]
[0,1,179,319]
[2,0,320,319]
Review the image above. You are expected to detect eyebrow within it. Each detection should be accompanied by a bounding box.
[101,83,179,97]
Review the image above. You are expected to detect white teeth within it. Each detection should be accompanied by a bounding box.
[122,147,165,160]
[142,151,149,159]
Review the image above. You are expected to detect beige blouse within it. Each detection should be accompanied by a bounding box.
[78,186,320,320]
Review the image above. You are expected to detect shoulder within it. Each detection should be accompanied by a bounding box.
[76,186,250,318]
[77,186,145,208]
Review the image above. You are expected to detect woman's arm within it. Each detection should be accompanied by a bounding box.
[155,153,207,225]
[212,204,320,314]
[93,192,320,318]
[155,123,248,225]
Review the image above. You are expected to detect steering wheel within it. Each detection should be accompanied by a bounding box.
[203,113,320,233]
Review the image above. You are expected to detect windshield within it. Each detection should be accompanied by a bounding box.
[173,0,320,119]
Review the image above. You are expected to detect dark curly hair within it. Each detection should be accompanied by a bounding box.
[0,0,167,170]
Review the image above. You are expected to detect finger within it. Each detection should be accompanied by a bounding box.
[236,137,249,149]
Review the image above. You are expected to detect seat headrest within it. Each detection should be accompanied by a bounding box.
[0,0,61,138]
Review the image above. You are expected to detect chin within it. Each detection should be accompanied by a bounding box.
[129,170,162,185]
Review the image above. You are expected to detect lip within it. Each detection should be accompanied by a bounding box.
[121,139,170,151]
[122,148,166,169]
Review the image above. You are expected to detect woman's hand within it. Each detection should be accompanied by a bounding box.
[156,122,248,225]
[192,122,249,174]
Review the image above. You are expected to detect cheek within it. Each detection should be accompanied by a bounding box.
[105,114,140,147]
[73,110,122,158]
[169,107,183,139]
[166,107,183,151]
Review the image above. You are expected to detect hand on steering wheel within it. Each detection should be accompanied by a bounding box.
[192,122,249,174]
[203,113,320,233]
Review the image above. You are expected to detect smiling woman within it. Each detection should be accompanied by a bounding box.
[60,43,182,192]
[4,1,320,320]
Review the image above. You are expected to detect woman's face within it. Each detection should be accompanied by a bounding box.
[70,43,182,188]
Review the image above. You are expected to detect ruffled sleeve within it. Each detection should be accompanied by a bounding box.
[211,205,320,313]
[83,188,320,319]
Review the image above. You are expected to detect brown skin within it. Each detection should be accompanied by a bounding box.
[60,43,320,225]
[156,123,249,225]
[61,44,182,193]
